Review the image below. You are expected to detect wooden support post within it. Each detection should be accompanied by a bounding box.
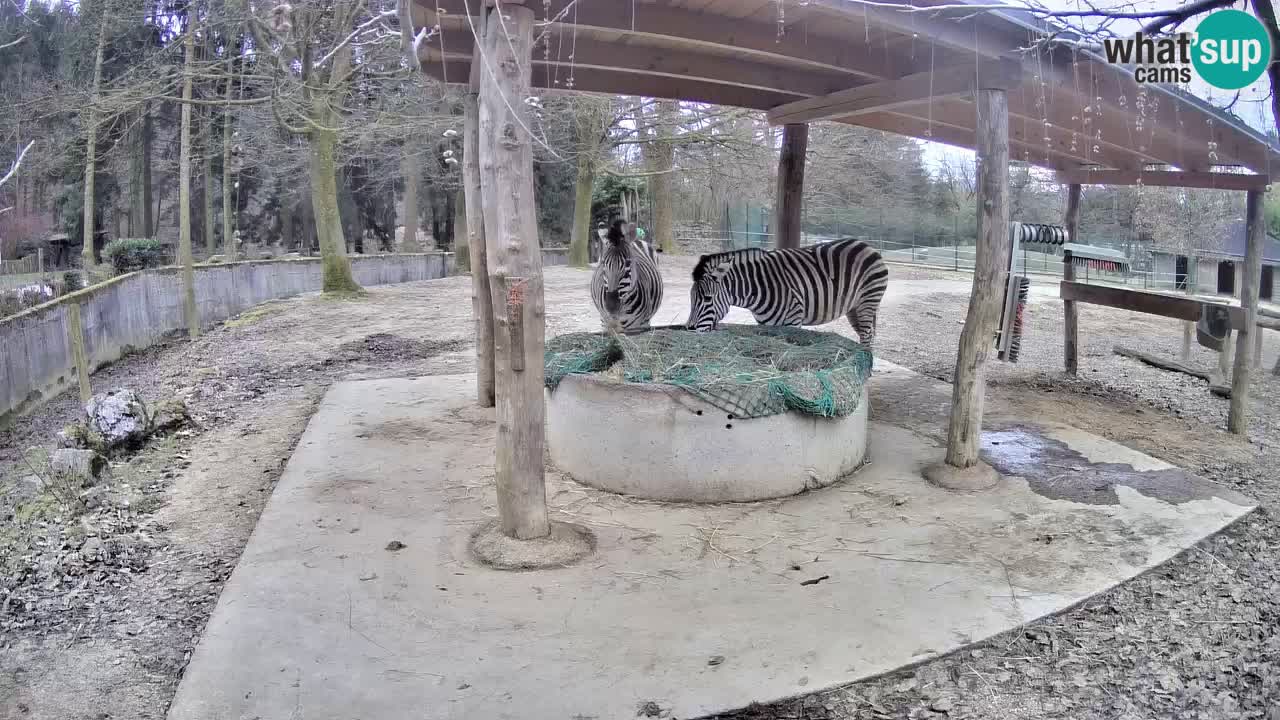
[463,22,495,408]
[1228,189,1265,434]
[774,123,807,250]
[942,87,1011,470]
[65,303,92,405]
[477,2,550,540]
[1062,184,1081,375]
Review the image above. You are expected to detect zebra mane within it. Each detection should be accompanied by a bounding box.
[692,248,768,283]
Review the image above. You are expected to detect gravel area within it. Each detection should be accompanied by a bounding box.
[714,270,1280,720]
[2,261,1277,719]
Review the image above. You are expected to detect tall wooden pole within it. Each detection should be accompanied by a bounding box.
[1228,189,1265,434]
[464,13,495,408]
[774,123,807,249]
[942,87,1011,470]
[478,2,549,539]
[1062,183,1081,374]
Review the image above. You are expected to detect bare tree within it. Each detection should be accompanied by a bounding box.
[241,0,405,292]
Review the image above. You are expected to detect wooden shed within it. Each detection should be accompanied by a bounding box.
[409,0,1276,537]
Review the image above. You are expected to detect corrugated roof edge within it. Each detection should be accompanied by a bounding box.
[963,0,1280,164]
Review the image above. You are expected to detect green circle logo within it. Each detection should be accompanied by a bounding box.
[1192,10,1273,90]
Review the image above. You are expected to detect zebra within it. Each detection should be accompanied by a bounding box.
[685,238,888,347]
[591,218,664,333]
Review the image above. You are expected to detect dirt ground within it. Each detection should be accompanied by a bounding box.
[1,259,1277,720]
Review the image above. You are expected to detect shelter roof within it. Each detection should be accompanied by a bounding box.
[413,0,1280,180]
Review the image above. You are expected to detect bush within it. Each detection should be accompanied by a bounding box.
[62,271,83,293]
[103,238,165,275]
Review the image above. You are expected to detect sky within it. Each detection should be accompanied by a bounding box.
[918,0,1276,174]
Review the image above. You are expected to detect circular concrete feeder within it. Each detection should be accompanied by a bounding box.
[546,374,869,503]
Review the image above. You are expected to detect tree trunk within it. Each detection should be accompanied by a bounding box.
[309,121,362,293]
[464,60,493,404]
[943,88,1010,469]
[430,187,442,246]
[442,188,456,249]
[222,77,235,257]
[142,106,153,237]
[774,123,808,250]
[478,3,548,538]
[453,188,467,262]
[1228,190,1264,433]
[569,148,594,267]
[400,152,421,252]
[282,204,295,250]
[650,100,677,253]
[179,24,200,337]
[203,112,215,257]
[128,113,145,237]
[81,18,108,268]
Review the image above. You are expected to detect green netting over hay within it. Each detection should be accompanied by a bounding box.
[544,324,873,419]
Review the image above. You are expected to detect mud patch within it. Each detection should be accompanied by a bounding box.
[334,333,468,363]
[981,425,1254,508]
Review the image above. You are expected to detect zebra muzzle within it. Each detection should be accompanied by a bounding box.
[604,291,621,316]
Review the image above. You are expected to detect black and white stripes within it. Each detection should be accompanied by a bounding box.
[591,219,664,333]
[685,238,888,347]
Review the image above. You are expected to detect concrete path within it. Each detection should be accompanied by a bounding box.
[167,366,1254,720]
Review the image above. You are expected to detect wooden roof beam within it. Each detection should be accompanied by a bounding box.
[422,29,865,99]
[1054,169,1271,191]
[767,58,1021,126]
[1046,53,1278,172]
[913,97,1142,172]
[420,59,804,109]
[849,111,1085,172]
[419,0,913,81]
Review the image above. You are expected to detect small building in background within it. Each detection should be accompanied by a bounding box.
[1149,219,1280,301]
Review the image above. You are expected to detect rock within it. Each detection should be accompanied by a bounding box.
[149,397,191,435]
[930,697,954,713]
[80,485,111,510]
[10,474,45,505]
[50,449,109,487]
[85,390,150,452]
[80,536,103,560]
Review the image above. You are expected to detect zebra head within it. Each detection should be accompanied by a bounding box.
[600,219,632,321]
[685,254,732,332]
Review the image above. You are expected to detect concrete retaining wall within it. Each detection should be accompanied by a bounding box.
[3,251,583,421]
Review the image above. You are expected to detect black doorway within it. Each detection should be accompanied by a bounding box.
[1262,265,1274,301]
[1217,260,1236,296]
[1174,255,1189,290]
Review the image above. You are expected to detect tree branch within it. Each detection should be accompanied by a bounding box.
[0,34,27,52]
[0,140,34,188]
[1142,0,1238,33]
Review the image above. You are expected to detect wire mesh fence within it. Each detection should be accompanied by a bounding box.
[673,227,1197,292]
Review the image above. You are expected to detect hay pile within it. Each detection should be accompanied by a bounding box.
[544,324,873,419]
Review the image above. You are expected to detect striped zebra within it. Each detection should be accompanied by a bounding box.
[591,219,664,333]
[685,238,888,347]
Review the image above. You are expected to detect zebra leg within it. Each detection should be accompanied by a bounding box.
[847,309,876,349]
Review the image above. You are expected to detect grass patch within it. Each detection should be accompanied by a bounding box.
[225,303,285,328]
